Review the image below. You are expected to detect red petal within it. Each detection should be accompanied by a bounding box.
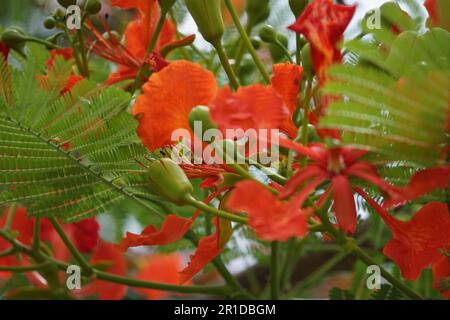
[119,213,198,251]
[179,218,222,284]
[271,63,303,138]
[74,241,127,300]
[432,255,450,300]
[280,165,326,199]
[209,84,288,132]
[331,175,357,234]
[358,190,450,281]
[135,254,185,299]
[132,60,218,151]
[383,166,450,208]
[68,218,100,253]
[227,180,311,241]
[288,0,356,84]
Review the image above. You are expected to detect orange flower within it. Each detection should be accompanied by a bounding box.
[227,180,311,241]
[288,0,356,85]
[134,254,185,299]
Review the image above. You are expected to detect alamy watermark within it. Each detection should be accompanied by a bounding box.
[170,122,281,170]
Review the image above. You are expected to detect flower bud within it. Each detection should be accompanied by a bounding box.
[250,37,261,50]
[289,0,308,17]
[1,28,27,53]
[57,0,77,8]
[85,0,102,15]
[188,105,218,138]
[258,25,278,44]
[44,17,56,29]
[246,0,270,26]
[185,0,224,44]
[269,33,289,62]
[301,43,314,78]
[147,158,194,205]
[158,0,177,14]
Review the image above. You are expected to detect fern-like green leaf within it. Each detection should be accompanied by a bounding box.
[328,287,355,300]
[321,28,449,168]
[0,45,155,222]
[370,284,404,300]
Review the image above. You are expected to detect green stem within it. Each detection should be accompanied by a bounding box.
[274,41,294,63]
[24,37,60,49]
[95,269,230,295]
[4,202,17,230]
[0,262,51,272]
[295,34,302,65]
[132,11,168,92]
[232,22,254,74]
[76,29,89,78]
[49,217,93,275]
[270,241,280,299]
[211,40,240,90]
[0,248,15,257]
[185,196,248,224]
[212,258,254,299]
[224,0,270,83]
[32,217,41,252]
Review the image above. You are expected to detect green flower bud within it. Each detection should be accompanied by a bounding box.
[250,37,261,50]
[44,17,56,30]
[85,0,102,15]
[185,0,224,44]
[54,8,66,20]
[147,158,194,205]
[259,25,278,44]
[188,105,218,138]
[269,33,289,62]
[1,28,27,52]
[289,0,308,17]
[307,124,320,142]
[301,43,314,77]
[57,0,77,8]
[158,0,177,14]
[246,0,270,26]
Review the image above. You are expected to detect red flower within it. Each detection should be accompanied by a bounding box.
[288,0,356,85]
[120,190,229,283]
[358,193,450,285]
[134,254,185,299]
[279,139,450,234]
[227,180,311,242]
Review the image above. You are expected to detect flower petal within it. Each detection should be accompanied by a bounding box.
[132,60,218,151]
[331,175,357,234]
[209,84,288,132]
[227,180,311,241]
[288,0,356,84]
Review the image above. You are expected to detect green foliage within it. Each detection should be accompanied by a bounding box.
[321,28,449,168]
[0,45,156,222]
